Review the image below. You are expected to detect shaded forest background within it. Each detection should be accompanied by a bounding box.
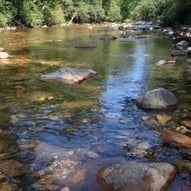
[0,0,191,27]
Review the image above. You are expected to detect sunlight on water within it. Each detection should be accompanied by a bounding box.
[0,26,190,190]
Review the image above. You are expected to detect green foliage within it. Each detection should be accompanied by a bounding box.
[22,0,44,27]
[0,0,191,27]
[103,0,122,22]
[130,0,191,26]
[120,0,139,20]
[50,4,66,25]
[0,0,17,27]
[42,2,65,25]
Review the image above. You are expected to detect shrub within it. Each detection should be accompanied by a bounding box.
[22,0,44,27]
[0,0,17,27]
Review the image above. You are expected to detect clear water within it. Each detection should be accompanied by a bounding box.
[0,25,190,190]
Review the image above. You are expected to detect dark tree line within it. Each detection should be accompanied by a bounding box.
[0,0,191,27]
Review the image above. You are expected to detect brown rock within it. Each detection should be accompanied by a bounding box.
[157,115,172,125]
[161,129,191,148]
[0,160,26,177]
[180,119,191,128]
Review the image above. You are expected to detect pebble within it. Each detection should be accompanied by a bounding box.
[156,114,172,125]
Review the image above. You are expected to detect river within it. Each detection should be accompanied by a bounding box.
[0,25,191,190]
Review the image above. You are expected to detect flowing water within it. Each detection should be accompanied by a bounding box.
[0,25,191,190]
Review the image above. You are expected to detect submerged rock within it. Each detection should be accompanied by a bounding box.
[99,35,117,40]
[0,160,26,177]
[97,162,176,191]
[136,88,177,109]
[75,43,97,49]
[40,67,97,85]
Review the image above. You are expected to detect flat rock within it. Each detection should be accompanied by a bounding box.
[136,88,177,109]
[157,115,172,125]
[97,162,176,191]
[40,67,97,85]
[161,129,191,148]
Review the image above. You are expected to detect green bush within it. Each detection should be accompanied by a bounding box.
[22,0,44,27]
[43,3,66,25]
[50,4,66,25]
[0,0,17,27]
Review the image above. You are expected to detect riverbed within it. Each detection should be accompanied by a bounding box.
[0,25,191,191]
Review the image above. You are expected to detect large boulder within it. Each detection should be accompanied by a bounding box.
[40,67,97,85]
[136,88,177,109]
[97,162,176,191]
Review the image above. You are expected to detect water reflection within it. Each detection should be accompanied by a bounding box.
[0,26,190,190]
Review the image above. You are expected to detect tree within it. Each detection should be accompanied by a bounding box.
[103,0,122,21]
[22,0,44,27]
[66,0,105,24]
[0,0,191,27]
[0,0,17,27]
[120,0,139,20]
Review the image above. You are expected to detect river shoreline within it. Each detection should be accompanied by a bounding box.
[1,22,191,39]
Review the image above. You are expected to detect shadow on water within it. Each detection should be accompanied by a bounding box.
[0,25,190,190]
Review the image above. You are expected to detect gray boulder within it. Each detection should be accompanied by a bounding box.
[176,40,189,47]
[171,50,186,57]
[136,88,177,109]
[40,67,97,85]
[97,162,176,191]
